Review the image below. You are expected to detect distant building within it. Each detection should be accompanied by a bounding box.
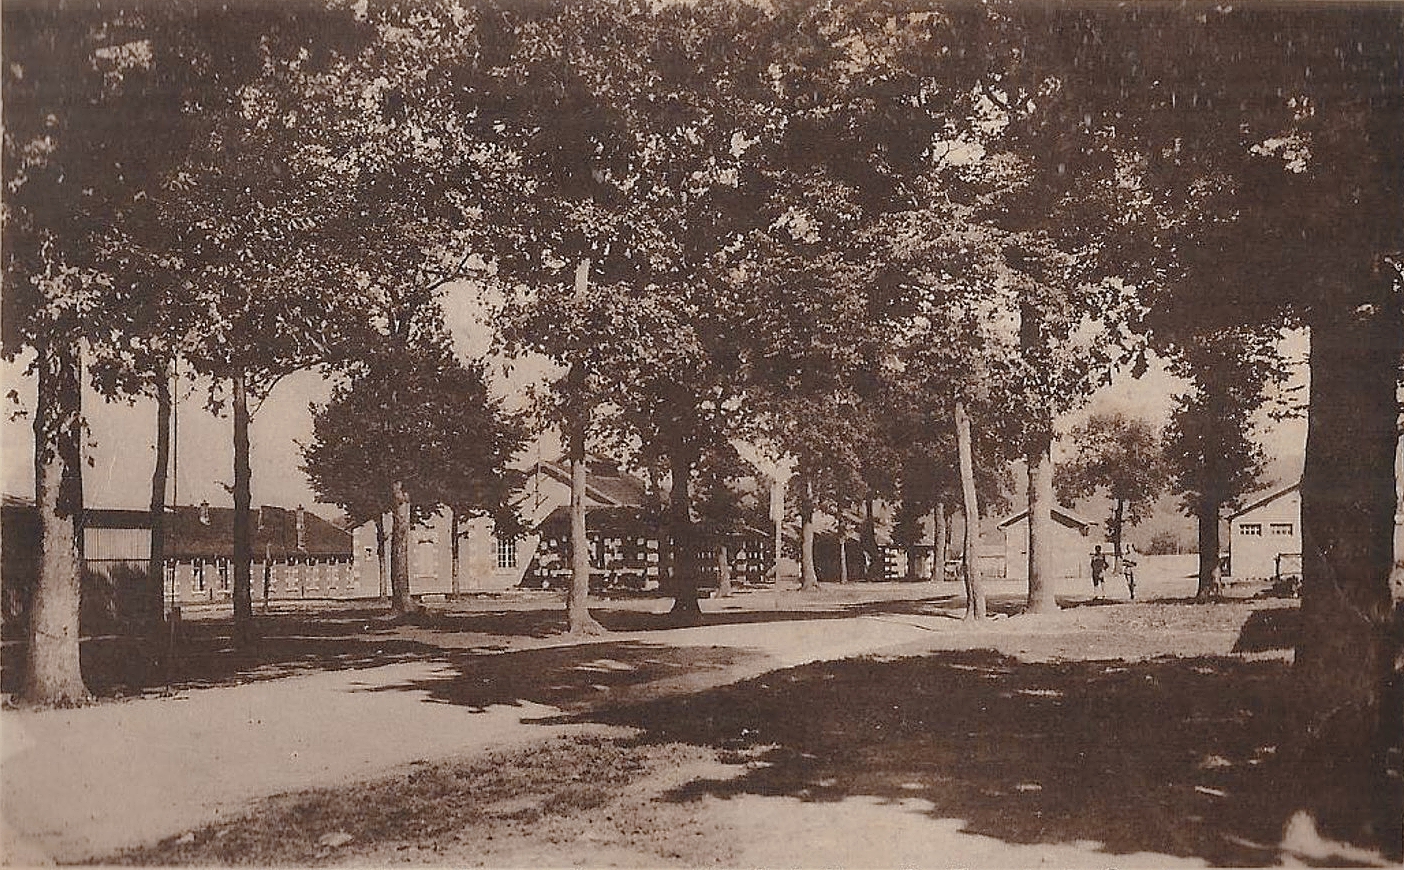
[997,505,1099,581]
[163,502,357,604]
[351,454,771,595]
[2,494,155,631]
[1227,483,1302,581]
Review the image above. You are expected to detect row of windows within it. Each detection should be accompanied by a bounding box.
[1239,522,1294,537]
[165,560,349,593]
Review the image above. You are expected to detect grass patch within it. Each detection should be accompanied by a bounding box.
[100,735,712,866]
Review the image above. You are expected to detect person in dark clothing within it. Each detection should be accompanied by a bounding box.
[1090,545,1109,599]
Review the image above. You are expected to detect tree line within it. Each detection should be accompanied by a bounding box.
[3,0,1400,853]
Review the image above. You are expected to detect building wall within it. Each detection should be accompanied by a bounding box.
[1229,491,1302,580]
[163,557,359,606]
[1002,517,1096,581]
[350,513,534,597]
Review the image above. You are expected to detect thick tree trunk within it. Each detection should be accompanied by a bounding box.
[23,339,89,706]
[799,475,819,592]
[934,500,948,583]
[231,369,255,648]
[716,543,732,597]
[389,479,415,615]
[374,515,388,601]
[1290,306,1403,853]
[567,415,605,634]
[955,401,985,620]
[1195,498,1223,602]
[1026,435,1058,614]
[146,363,172,630]
[449,508,461,598]
[667,447,702,620]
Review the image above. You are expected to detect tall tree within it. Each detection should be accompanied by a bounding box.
[1056,412,1169,565]
[303,350,523,615]
[977,3,1403,845]
[1163,328,1286,602]
[1,0,330,699]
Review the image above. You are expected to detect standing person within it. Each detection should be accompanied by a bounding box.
[1122,543,1138,600]
[1090,545,1108,599]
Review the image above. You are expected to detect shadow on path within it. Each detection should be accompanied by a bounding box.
[561,649,1302,867]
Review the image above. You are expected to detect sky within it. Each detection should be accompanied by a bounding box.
[1,294,1309,522]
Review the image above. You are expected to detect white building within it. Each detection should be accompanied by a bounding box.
[997,505,1100,582]
[1227,482,1302,581]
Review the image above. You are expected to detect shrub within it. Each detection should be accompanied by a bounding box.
[1145,531,1192,555]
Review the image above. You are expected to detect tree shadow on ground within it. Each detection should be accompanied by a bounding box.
[2,609,451,696]
[563,649,1304,867]
[357,640,766,714]
[1232,608,1299,653]
[400,605,917,637]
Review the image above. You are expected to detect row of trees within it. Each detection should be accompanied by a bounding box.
[4,0,1400,852]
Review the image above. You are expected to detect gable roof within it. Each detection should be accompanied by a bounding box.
[165,504,351,560]
[530,456,651,509]
[1227,481,1301,521]
[997,505,1095,531]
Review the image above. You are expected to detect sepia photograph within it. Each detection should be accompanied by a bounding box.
[1,0,1402,866]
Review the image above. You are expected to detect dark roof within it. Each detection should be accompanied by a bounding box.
[1227,481,1300,520]
[533,456,651,508]
[166,504,351,560]
[3,494,151,529]
[535,504,661,536]
[997,505,1095,531]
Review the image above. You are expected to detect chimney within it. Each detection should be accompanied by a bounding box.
[296,505,306,551]
[199,500,210,525]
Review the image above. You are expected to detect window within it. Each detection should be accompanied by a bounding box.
[165,562,177,599]
[496,536,517,569]
[1240,523,1263,537]
[1270,522,1294,537]
[192,560,206,592]
[218,560,230,591]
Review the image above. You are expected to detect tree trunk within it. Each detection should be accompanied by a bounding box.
[862,494,878,580]
[566,413,605,634]
[146,362,172,631]
[716,542,732,597]
[1195,497,1223,602]
[1289,305,1403,853]
[667,446,702,620]
[374,514,388,601]
[1111,498,1126,569]
[838,528,849,583]
[771,476,784,584]
[23,339,89,705]
[1026,435,1058,614]
[934,500,948,583]
[389,479,415,615]
[231,369,255,648]
[799,475,819,592]
[955,401,985,620]
[261,542,271,612]
[449,508,461,598]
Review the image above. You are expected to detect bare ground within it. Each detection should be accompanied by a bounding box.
[5,559,1385,868]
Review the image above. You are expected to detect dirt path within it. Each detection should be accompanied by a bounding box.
[1,610,951,864]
